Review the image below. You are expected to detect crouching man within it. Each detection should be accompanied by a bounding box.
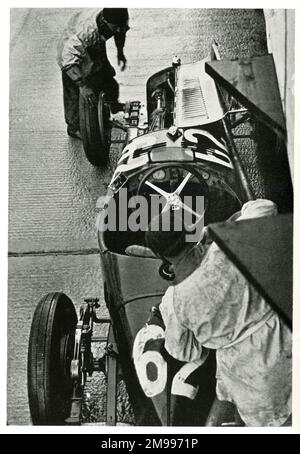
[143,199,292,426]
[57,8,129,139]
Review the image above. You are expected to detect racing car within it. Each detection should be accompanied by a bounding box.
[27,45,256,426]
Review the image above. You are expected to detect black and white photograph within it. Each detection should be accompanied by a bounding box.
[5,3,296,431]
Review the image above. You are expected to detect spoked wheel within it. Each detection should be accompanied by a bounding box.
[79,90,111,166]
[28,292,77,425]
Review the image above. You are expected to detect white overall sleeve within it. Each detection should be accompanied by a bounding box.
[160,287,203,362]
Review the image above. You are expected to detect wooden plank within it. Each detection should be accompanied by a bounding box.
[205,55,286,139]
[208,214,292,328]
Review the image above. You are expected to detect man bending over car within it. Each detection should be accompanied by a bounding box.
[143,199,292,426]
[57,8,129,139]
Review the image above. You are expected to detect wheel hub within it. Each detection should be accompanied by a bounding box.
[166,193,181,210]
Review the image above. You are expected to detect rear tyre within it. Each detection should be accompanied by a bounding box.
[27,292,77,425]
[79,90,110,166]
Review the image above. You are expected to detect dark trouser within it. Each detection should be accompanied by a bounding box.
[62,68,119,131]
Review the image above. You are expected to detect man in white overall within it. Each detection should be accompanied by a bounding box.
[144,199,292,426]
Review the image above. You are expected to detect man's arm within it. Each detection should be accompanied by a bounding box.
[159,287,203,363]
[61,31,98,106]
[114,32,127,71]
[64,63,97,106]
[64,65,86,86]
[59,31,89,72]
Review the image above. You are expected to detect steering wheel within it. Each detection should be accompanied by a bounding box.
[137,163,209,228]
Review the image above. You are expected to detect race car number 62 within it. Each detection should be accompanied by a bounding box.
[133,325,207,399]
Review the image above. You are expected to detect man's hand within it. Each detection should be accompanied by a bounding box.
[117,51,127,71]
[79,85,97,107]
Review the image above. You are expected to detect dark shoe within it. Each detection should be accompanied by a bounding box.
[67,126,82,140]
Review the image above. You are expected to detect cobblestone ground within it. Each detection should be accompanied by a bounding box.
[8,8,267,425]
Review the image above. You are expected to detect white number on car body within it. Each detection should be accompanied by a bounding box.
[133,324,208,399]
[133,324,167,398]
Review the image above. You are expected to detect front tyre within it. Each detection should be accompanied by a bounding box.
[27,292,77,425]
